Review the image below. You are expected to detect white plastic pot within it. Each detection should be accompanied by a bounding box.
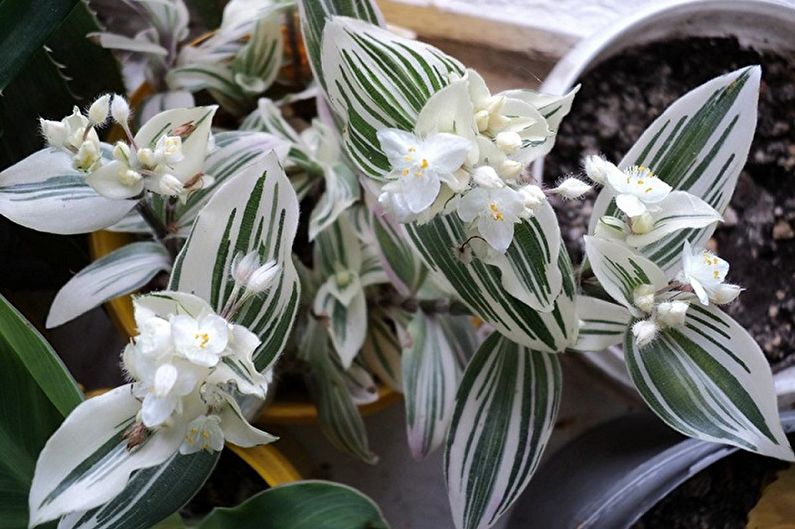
[533,0,795,404]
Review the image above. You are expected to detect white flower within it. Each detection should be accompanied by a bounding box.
[471,165,504,189]
[171,314,230,367]
[88,94,112,125]
[377,128,472,215]
[602,164,672,218]
[550,177,591,199]
[657,301,689,327]
[632,319,658,348]
[457,186,524,253]
[678,240,738,305]
[632,284,657,314]
[180,415,225,454]
[154,135,184,166]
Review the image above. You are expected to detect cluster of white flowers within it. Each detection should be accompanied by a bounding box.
[376,70,589,254]
[122,252,279,454]
[630,241,741,348]
[40,94,214,202]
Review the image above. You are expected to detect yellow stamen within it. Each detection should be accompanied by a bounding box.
[194,332,209,349]
[402,168,409,176]
[645,187,653,193]
[420,158,429,169]
[489,202,504,221]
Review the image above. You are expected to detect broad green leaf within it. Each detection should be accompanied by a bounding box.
[301,318,377,464]
[624,303,793,461]
[446,334,562,529]
[28,385,186,527]
[0,1,125,168]
[174,130,291,231]
[589,67,760,274]
[583,235,667,316]
[319,16,465,180]
[197,480,389,529]
[0,148,135,234]
[170,152,300,371]
[402,312,463,460]
[47,242,171,328]
[0,294,82,529]
[297,0,384,90]
[569,295,631,353]
[58,452,218,529]
[406,217,578,352]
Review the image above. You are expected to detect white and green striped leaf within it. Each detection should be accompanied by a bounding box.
[232,14,283,96]
[301,318,377,464]
[406,216,578,352]
[402,312,463,460]
[174,130,291,231]
[624,303,794,461]
[138,91,196,125]
[569,295,631,353]
[314,281,367,368]
[623,191,722,248]
[0,148,135,234]
[590,67,760,274]
[58,451,218,529]
[360,310,402,392]
[47,241,171,328]
[170,152,300,371]
[28,385,186,527]
[319,16,464,180]
[445,334,562,529]
[88,32,169,56]
[583,235,667,316]
[308,162,360,240]
[298,0,384,90]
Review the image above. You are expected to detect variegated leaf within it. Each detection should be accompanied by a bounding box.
[402,312,463,460]
[28,385,187,527]
[446,334,562,529]
[360,310,403,392]
[406,217,578,352]
[301,318,377,463]
[232,14,283,96]
[569,295,631,353]
[47,241,171,328]
[624,303,793,461]
[319,16,465,180]
[437,313,479,369]
[308,162,360,240]
[0,148,135,234]
[298,0,384,90]
[590,67,760,274]
[170,152,300,371]
[174,130,291,231]
[314,281,367,368]
[583,235,667,316]
[342,360,379,405]
[138,91,196,125]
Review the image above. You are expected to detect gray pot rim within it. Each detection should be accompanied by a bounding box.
[531,0,795,401]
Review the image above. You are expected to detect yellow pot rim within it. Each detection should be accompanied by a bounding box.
[88,230,400,425]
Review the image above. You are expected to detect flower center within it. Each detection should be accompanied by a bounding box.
[489,202,504,221]
[194,332,210,349]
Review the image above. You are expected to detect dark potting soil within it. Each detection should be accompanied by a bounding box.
[542,37,795,368]
[631,446,790,529]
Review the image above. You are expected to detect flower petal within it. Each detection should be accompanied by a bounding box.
[615,193,647,217]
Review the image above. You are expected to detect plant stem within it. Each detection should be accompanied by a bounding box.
[135,199,168,243]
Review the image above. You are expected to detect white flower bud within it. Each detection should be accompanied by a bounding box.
[632,284,657,313]
[40,118,67,148]
[550,177,591,199]
[584,154,609,185]
[112,141,131,163]
[231,251,261,284]
[118,168,143,187]
[475,110,490,133]
[111,95,130,124]
[88,94,111,125]
[137,147,156,168]
[710,283,743,305]
[155,135,184,165]
[472,166,504,189]
[247,260,280,293]
[517,184,546,209]
[500,159,523,180]
[157,174,184,196]
[632,319,658,348]
[657,301,689,327]
[496,131,522,153]
[630,212,655,234]
[72,140,101,172]
[335,269,353,288]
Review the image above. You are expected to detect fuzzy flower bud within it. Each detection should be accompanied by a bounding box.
[632,319,658,348]
[584,154,610,185]
[657,301,689,327]
[550,177,591,199]
[231,251,260,285]
[113,141,131,163]
[517,184,546,210]
[157,174,184,196]
[500,159,523,179]
[472,166,504,189]
[475,110,490,133]
[632,284,657,313]
[40,119,67,148]
[73,141,101,172]
[111,95,130,124]
[495,131,522,153]
[247,260,280,293]
[88,94,112,125]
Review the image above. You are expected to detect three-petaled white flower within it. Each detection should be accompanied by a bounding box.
[678,240,742,305]
[377,128,471,216]
[457,185,524,253]
[584,156,672,219]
